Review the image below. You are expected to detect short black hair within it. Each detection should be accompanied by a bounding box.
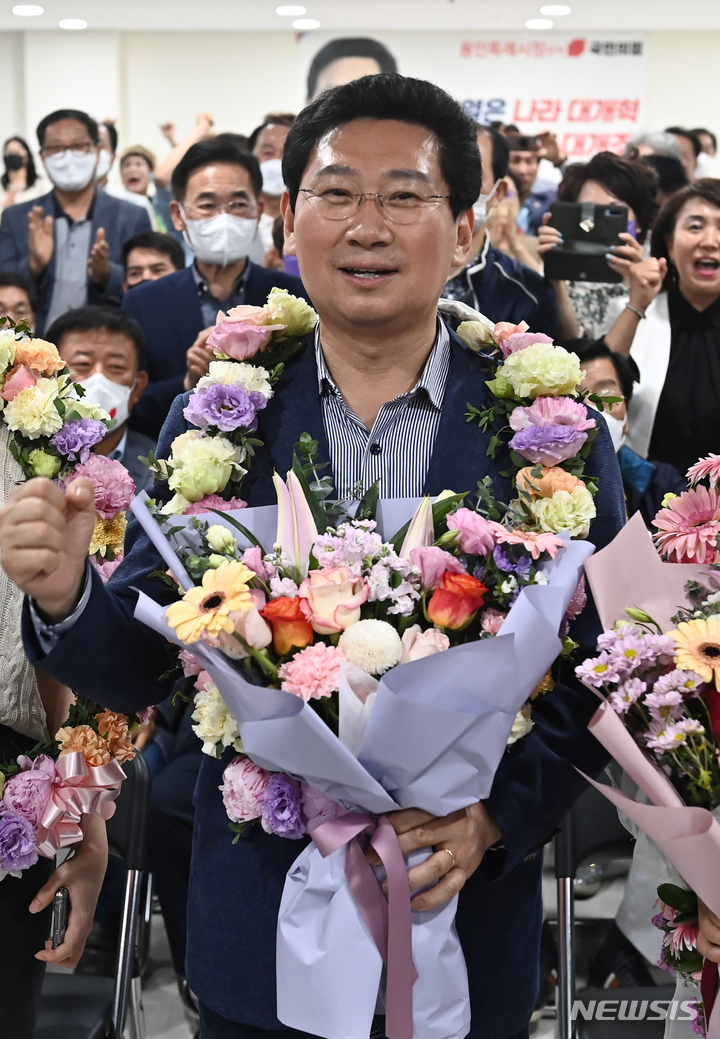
[563,338,635,402]
[691,127,717,152]
[2,136,38,190]
[665,127,702,159]
[651,179,720,288]
[641,153,689,197]
[171,139,262,201]
[36,109,99,148]
[100,120,118,154]
[248,118,294,154]
[283,73,481,220]
[215,132,250,153]
[46,306,148,373]
[476,124,509,182]
[0,271,38,313]
[306,37,398,100]
[121,231,185,274]
[558,151,659,244]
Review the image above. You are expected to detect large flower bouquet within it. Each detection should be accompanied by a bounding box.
[0,317,141,878]
[128,300,612,1039]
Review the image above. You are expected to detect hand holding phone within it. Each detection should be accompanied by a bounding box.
[50,886,70,949]
[543,201,629,283]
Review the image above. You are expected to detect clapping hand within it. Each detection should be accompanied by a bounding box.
[184,326,215,390]
[88,227,111,290]
[27,206,54,278]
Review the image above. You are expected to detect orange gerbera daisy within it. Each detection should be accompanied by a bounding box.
[166,560,254,644]
[669,616,720,684]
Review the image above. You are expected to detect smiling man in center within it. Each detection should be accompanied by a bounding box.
[1,74,624,1039]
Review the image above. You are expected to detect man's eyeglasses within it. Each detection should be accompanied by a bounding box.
[182,201,257,220]
[40,142,96,157]
[298,187,451,225]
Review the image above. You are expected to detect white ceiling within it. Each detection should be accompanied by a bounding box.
[1,0,720,33]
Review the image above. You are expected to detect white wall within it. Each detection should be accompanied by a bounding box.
[645,32,720,135]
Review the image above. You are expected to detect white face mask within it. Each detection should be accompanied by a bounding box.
[79,372,132,429]
[181,210,258,266]
[260,158,285,197]
[95,148,113,182]
[44,149,98,192]
[472,179,501,228]
[602,410,627,453]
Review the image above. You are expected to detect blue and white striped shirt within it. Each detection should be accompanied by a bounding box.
[315,321,451,500]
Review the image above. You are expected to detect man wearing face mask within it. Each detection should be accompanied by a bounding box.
[444,125,559,338]
[95,121,117,191]
[248,117,295,264]
[0,109,151,336]
[122,138,307,439]
[46,305,155,490]
[572,338,686,528]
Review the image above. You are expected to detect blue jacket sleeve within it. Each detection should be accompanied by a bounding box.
[483,418,625,874]
[0,207,24,275]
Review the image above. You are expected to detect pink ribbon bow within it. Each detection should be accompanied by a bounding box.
[35,751,126,858]
[310,809,416,1039]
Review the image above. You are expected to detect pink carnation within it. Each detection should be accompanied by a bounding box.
[65,454,136,520]
[182,495,247,515]
[219,754,272,823]
[92,557,123,584]
[509,396,595,433]
[446,508,496,557]
[687,454,720,488]
[3,754,56,827]
[480,608,507,634]
[409,546,466,590]
[278,642,345,701]
[207,318,285,361]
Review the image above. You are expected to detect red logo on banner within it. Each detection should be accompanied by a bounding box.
[568,38,586,57]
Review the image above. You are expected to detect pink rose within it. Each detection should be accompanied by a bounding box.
[207,320,285,361]
[298,567,369,635]
[409,546,466,590]
[400,624,450,664]
[480,608,507,634]
[219,754,272,824]
[1,364,38,402]
[221,305,273,326]
[3,755,56,827]
[492,320,529,344]
[446,509,496,557]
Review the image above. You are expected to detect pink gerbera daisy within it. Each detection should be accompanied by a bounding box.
[687,454,720,488]
[487,522,565,560]
[653,485,720,563]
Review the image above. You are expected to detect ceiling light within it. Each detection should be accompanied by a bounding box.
[292,17,319,29]
[12,4,43,14]
[540,5,571,13]
[526,18,553,29]
[277,5,306,14]
[59,17,87,28]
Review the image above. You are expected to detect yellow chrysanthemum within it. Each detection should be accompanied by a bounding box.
[166,560,254,644]
[90,514,127,557]
[669,615,720,684]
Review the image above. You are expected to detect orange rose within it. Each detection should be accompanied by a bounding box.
[13,338,65,375]
[516,466,586,500]
[56,724,112,767]
[260,596,314,656]
[427,572,488,630]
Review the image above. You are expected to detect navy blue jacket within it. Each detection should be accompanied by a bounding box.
[0,189,151,335]
[446,237,559,339]
[123,263,308,441]
[22,331,625,1038]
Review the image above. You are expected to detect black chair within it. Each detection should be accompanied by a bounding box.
[34,751,151,1039]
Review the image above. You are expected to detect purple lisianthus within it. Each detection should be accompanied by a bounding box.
[509,424,589,467]
[183,384,267,432]
[50,418,107,462]
[261,774,306,839]
[0,808,38,871]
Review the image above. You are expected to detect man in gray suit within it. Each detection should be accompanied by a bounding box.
[0,109,151,334]
[47,306,156,490]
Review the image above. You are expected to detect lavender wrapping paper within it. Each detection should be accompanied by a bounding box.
[131,496,593,1039]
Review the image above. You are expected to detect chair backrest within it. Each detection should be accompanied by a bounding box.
[555,780,633,879]
[105,751,150,871]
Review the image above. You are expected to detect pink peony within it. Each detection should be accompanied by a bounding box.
[92,556,123,584]
[687,454,720,489]
[182,495,247,516]
[653,485,720,563]
[509,396,595,433]
[409,546,466,590]
[488,522,564,560]
[219,754,272,824]
[65,454,136,519]
[299,567,369,635]
[278,643,345,701]
[399,624,450,663]
[446,508,496,557]
[1,364,38,402]
[3,755,56,827]
[207,319,285,361]
[480,608,507,634]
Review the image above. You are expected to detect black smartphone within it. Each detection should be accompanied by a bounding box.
[543,201,629,284]
[50,887,70,949]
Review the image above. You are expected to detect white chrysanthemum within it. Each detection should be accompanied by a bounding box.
[507,705,533,745]
[191,679,244,757]
[197,361,273,400]
[4,378,64,438]
[338,619,403,675]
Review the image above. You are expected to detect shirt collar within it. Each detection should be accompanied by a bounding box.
[314,318,451,411]
[108,430,128,462]
[191,260,251,304]
[51,188,96,225]
[670,285,720,330]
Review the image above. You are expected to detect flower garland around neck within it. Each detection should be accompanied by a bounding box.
[144,288,318,515]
